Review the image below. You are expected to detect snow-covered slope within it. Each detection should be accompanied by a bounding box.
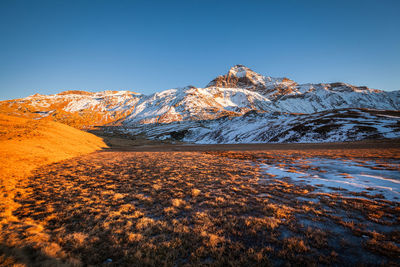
[119,109,400,144]
[123,86,274,124]
[271,83,400,113]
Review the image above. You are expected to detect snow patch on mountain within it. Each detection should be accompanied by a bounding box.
[119,109,400,144]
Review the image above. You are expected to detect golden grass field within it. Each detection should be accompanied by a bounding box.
[0,114,107,178]
[0,114,107,266]
[0,116,399,266]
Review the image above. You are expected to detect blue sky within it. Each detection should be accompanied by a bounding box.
[0,0,399,100]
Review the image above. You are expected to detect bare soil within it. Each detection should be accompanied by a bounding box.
[103,138,400,152]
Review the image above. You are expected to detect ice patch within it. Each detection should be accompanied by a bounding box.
[261,158,400,201]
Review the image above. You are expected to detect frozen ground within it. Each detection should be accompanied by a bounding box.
[261,158,400,201]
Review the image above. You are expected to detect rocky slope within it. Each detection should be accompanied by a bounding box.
[117,109,400,144]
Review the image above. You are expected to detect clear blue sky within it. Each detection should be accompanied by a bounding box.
[0,0,399,100]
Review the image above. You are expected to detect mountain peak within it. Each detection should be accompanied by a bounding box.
[231,64,247,68]
[227,65,254,78]
[229,64,250,71]
[206,65,297,97]
[206,65,261,89]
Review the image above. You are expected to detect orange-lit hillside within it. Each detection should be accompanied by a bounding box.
[0,90,140,129]
[0,114,107,179]
[0,114,107,265]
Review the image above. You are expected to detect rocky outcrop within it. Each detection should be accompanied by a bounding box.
[206,65,297,95]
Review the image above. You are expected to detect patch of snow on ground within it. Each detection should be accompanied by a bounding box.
[261,158,400,201]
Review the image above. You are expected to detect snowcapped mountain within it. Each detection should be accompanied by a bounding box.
[0,65,399,143]
[206,65,400,113]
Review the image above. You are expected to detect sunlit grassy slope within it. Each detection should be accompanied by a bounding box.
[0,114,107,266]
[0,114,107,179]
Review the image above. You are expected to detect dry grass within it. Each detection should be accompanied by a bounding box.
[0,114,107,179]
[0,114,107,266]
[0,130,399,265]
[0,145,398,266]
